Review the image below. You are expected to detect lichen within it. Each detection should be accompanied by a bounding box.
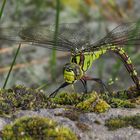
[105,115,140,130]
[1,116,78,140]
[76,92,110,113]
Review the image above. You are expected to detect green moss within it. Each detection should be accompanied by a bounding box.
[1,116,78,140]
[109,98,135,108]
[0,85,48,116]
[51,92,110,113]
[110,91,129,99]
[76,92,110,113]
[130,96,140,105]
[50,92,83,105]
[0,84,139,117]
[109,86,140,100]
[101,86,140,108]
[0,85,111,116]
[105,115,140,130]
[105,118,126,130]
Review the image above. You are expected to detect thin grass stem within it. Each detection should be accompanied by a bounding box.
[3,43,21,89]
[0,0,7,19]
[50,0,60,81]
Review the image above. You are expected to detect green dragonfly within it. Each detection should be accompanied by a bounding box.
[0,22,140,97]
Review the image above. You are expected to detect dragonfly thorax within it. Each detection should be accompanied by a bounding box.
[63,63,83,84]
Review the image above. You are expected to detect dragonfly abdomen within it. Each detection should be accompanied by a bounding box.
[107,45,140,89]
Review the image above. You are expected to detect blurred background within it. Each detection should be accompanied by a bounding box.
[0,0,140,94]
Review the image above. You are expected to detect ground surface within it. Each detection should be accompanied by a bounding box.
[0,107,140,140]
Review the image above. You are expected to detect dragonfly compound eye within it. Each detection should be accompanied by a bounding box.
[63,63,83,83]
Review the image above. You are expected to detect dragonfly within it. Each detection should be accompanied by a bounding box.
[0,22,140,97]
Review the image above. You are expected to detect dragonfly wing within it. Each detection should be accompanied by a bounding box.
[0,25,76,52]
[0,23,93,53]
[0,27,23,42]
[19,25,77,52]
[83,22,140,52]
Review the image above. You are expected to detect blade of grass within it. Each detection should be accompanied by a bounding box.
[50,0,60,81]
[97,22,105,79]
[0,0,7,19]
[36,83,49,90]
[0,0,7,88]
[3,43,21,89]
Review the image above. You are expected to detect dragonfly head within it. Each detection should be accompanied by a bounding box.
[63,63,83,84]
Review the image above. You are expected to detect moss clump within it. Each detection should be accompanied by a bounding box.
[130,96,140,105]
[109,85,140,100]
[0,85,48,116]
[51,92,110,113]
[101,86,140,108]
[109,98,135,108]
[105,118,126,130]
[51,92,83,105]
[1,84,138,116]
[0,85,110,116]
[76,92,110,113]
[1,116,78,140]
[105,115,140,130]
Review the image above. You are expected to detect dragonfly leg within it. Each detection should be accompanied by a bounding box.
[80,79,88,100]
[49,82,70,98]
[80,79,87,93]
[82,76,111,94]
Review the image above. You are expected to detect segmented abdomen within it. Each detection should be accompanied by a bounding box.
[107,46,140,89]
[71,45,140,90]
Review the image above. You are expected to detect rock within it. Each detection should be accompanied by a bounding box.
[0,118,7,131]
[1,108,140,140]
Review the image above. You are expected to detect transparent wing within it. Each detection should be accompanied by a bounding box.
[0,23,91,53]
[84,22,140,52]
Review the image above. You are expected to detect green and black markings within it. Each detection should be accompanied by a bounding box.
[0,22,140,97]
[70,45,140,90]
